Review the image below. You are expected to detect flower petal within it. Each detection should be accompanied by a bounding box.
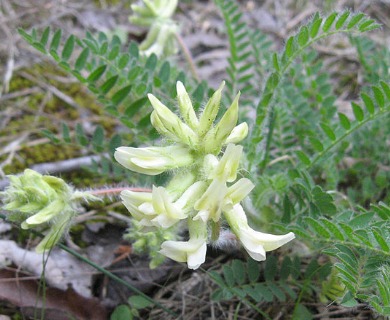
[224,204,295,261]
[225,178,255,206]
[225,122,248,144]
[159,239,206,269]
[209,144,242,182]
[150,186,186,228]
[194,179,228,222]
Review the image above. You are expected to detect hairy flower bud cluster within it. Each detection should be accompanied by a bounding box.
[129,0,178,57]
[124,220,176,269]
[0,169,98,253]
[115,81,294,269]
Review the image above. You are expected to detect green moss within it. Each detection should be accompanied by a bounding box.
[2,63,119,179]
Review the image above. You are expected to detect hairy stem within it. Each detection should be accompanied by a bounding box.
[89,186,152,196]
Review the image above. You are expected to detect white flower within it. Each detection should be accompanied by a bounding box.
[193,179,228,222]
[224,204,295,261]
[121,190,155,225]
[208,144,243,182]
[174,181,208,211]
[225,178,255,206]
[159,219,207,269]
[160,238,207,269]
[149,186,186,228]
[114,145,193,175]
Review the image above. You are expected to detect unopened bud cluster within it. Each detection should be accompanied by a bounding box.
[1,169,99,252]
[115,81,294,269]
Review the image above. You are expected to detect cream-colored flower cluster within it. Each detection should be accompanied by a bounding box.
[115,82,294,269]
[129,0,178,57]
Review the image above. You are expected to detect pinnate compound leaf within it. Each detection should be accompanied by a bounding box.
[338,112,351,130]
[347,13,365,29]
[351,102,364,122]
[75,47,90,71]
[40,26,50,46]
[361,93,375,114]
[335,11,350,30]
[87,65,107,82]
[323,12,338,32]
[61,35,75,61]
[231,260,246,285]
[372,86,385,109]
[310,17,323,38]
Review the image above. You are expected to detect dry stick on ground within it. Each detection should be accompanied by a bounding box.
[0,0,16,94]
[19,71,82,110]
[174,32,200,82]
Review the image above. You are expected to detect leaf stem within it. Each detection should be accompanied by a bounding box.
[174,32,200,82]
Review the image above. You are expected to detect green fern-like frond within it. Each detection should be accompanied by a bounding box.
[286,203,390,315]
[248,11,381,170]
[18,28,191,126]
[263,50,338,174]
[351,35,390,85]
[208,256,331,318]
[301,82,390,168]
[214,0,257,107]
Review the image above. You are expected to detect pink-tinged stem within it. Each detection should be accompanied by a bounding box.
[90,187,152,196]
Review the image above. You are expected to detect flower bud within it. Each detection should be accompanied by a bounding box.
[148,94,198,147]
[114,145,194,175]
[0,169,99,253]
[204,93,240,153]
[198,82,225,137]
[176,81,199,130]
[225,122,249,144]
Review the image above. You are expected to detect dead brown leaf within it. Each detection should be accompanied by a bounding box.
[0,267,107,320]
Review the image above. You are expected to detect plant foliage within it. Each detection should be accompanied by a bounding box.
[14,1,390,318]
